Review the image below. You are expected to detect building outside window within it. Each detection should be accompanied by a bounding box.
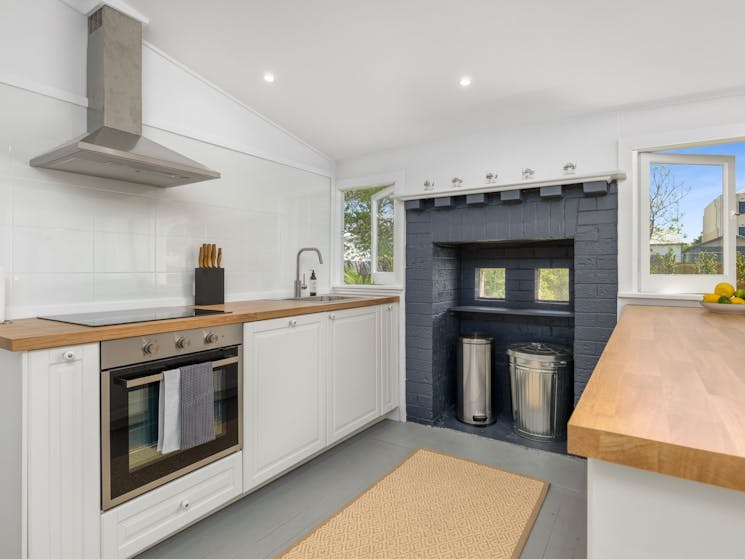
[639,141,745,293]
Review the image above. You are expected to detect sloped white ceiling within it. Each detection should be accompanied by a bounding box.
[125,0,745,159]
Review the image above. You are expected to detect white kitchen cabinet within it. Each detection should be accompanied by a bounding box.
[100,452,242,559]
[243,313,327,490]
[326,306,380,444]
[380,302,400,414]
[26,343,101,559]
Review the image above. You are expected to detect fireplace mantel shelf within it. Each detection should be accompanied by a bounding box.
[396,170,626,201]
[449,306,574,318]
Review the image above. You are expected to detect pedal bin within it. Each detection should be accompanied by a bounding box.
[456,333,495,426]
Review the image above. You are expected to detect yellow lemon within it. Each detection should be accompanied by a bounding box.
[703,293,720,303]
[732,297,745,304]
[715,282,736,298]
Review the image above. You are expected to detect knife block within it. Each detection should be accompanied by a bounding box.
[194,268,224,306]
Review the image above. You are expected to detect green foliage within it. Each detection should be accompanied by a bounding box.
[650,248,677,274]
[737,252,745,290]
[696,251,721,274]
[537,268,569,302]
[376,195,394,272]
[344,263,372,285]
[650,249,722,275]
[478,268,505,298]
[343,185,394,284]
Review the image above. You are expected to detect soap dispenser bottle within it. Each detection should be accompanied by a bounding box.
[309,270,317,296]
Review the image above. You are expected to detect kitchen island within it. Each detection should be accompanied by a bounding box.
[568,305,745,558]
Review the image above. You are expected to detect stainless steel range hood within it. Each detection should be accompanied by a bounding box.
[30,6,220,188]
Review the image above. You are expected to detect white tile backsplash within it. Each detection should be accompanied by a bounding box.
[94,232,155,273]
[13,227,94,273]
[0,85,331,318]
[13,180,96,231]
[92,190,156,235]
[93,273,158,302]
[12,273,94,307]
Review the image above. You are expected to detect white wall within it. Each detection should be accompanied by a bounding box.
[336,92,745,300]
[0,0,333,319]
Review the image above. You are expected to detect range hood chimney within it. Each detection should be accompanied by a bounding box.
[30,6,220,188]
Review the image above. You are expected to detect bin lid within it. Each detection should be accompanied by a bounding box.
[507,342,571,363]
[460,333,493,344]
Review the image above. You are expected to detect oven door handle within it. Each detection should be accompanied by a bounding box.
[120,356,240,390]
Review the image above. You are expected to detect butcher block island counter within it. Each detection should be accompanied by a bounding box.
[569,305,745,559]
[0,295,398,351]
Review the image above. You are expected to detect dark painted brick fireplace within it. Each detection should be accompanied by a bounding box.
[405,181,618,426]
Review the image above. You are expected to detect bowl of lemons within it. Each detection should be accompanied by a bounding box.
[701,283,745,313]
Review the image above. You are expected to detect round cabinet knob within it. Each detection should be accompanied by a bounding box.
[289,320,297,327]
[175,336,190,349]
[143,341,159,355]
[180,499,190,511]
[329,314,336,320]
[62,350,77,362]
[204,332,219,344]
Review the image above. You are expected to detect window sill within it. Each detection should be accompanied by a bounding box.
[618,292,702,301]
[618,292,703,308]
[332,284,404,296]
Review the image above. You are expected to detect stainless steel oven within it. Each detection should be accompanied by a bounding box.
[101,324,242,510]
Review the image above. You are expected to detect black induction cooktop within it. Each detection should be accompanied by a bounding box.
[39,307,230,327]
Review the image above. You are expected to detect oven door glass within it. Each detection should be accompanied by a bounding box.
[102,346,241,510]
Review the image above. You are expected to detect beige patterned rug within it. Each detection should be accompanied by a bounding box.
[276,448,549,559]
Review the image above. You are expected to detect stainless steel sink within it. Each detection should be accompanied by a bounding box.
[281,295,359,302]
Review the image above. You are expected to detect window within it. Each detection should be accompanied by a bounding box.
[739,200,745,215]
[475,268,505,299]
[535,268,569,302]
[337,173,404,287]
[639,150,737,293]
[740,226,745,237]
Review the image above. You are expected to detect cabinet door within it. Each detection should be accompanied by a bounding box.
[327,306,380,444]
[243,314,326,490]
[26,343,100,559]
[381,303,400,414]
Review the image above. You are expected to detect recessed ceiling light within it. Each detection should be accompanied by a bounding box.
[459,76,472,87]
[263,72,276,83]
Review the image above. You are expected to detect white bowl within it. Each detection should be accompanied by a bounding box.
[701,301,745,314]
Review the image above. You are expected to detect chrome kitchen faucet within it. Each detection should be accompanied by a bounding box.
[294,248,323,297]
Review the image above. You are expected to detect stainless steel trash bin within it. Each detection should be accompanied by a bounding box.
[457,334,495,426]
[508,342,573,441]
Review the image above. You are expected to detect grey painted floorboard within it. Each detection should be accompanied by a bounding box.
[136,420,587,559]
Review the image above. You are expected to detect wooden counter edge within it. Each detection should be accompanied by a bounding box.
[0,296,400,352]
[568,422,745,493]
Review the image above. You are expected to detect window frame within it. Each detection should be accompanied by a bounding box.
[333,171,405,289]
[638,151,735,294]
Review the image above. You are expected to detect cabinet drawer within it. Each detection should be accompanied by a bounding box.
[101,452,242,559]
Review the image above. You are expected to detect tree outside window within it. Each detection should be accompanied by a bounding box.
[343,185,394,285]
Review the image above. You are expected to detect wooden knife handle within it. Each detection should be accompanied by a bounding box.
[207,244,214,268]
[217,247,222,268]
[211,244,217,268]
[198,245,204,268]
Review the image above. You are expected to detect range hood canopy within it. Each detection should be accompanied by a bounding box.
[30,6,220,188]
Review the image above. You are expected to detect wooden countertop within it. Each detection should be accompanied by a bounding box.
[0,296,399,352]
[568,305,745,492]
